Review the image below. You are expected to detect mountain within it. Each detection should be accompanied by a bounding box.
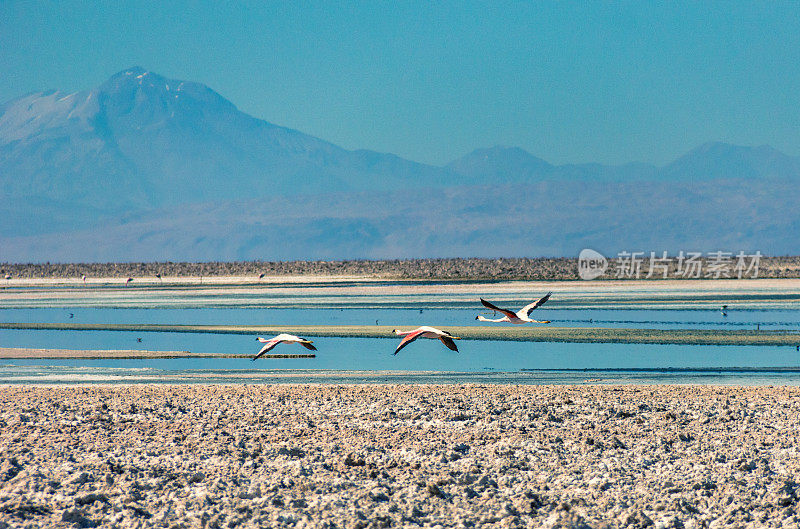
[446,146,554,181]
[660,142,800,181]
[3,176,797,261]
[0,67,462,236]
[445,146,658,182]
[447,142,800,183]
[1,67,799,261]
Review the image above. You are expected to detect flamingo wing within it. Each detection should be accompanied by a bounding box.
[479,298,517,320]
[253,340,279,360]
[394,329,425,355]
[519,292,552,317]
[439,336,459,352]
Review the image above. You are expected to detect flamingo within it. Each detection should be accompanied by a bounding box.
[391,326,460,355]
[253,334,316,360]
[81,275,87,284]
[125,277,133,286]
[476,292,552,324]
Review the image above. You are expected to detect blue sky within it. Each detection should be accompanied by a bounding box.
[2,1,799,166]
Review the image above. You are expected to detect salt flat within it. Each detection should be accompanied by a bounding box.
[0,385,798,527]
[2,277,800,310]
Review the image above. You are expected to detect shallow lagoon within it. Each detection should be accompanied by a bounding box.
[2,329,800,384]
[2,306,799,329]
[2,282,800,384]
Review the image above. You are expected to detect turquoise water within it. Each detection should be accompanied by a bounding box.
[2,331,800,384]
[2,307,799,329]
[2,307,800,384]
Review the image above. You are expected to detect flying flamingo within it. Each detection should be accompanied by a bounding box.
[391,326,460,355]
[253,334,316,360]
[476,292,552,324]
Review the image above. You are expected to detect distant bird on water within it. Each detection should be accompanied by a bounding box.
[125,277,133,286]
[392,326,460,355]
[4,274,10,281]
[253,334,316,360]
[476,292,552,324]
[259,273,265,280]
[155,273,162,282]
[81,275,87,284]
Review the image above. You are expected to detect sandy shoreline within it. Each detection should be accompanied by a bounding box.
[1,385,798,527]
[0,348,191,359]
[0,348,318,359]
[3,323,799,347]
[2,277,799,311]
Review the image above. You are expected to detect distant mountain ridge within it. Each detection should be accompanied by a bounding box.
[0,67,462,235]
[1,67,799,261]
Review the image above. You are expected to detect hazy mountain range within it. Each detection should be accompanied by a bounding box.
[1,67,798,262]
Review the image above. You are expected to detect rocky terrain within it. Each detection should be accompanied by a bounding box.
[2,256,799,280]
[0,385,799,528]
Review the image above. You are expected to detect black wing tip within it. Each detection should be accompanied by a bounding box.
[440,336,459,352]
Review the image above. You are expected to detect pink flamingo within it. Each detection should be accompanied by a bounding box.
[476,292,552,324]
[391,326,460,355]
[253,334,316,360]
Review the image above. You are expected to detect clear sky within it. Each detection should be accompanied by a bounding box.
[2,1,799,166]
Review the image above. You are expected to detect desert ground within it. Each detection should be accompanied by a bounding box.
[2,276,799,312]
[2,256,799,281]
[1,384,799,528]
